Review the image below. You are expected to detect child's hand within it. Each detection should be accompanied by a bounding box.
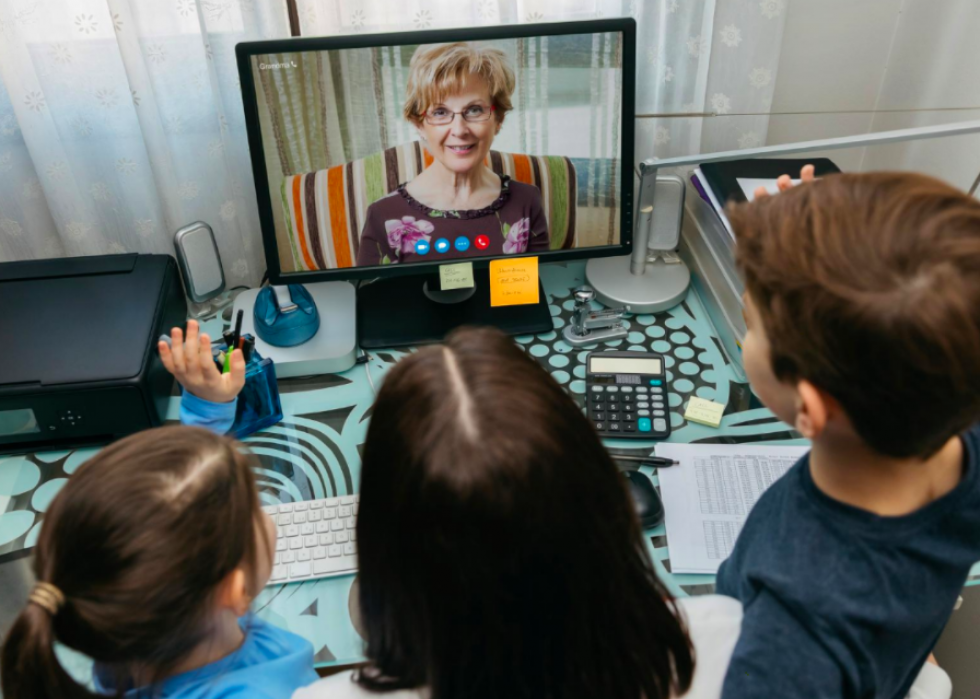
[159,320,246,404]
[753,163,816,200]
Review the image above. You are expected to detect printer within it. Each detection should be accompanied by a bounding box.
[0,254,187,454]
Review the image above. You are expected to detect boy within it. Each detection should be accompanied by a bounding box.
[717,171,980,699]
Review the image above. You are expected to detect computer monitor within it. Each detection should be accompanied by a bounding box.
[237,19,635,347]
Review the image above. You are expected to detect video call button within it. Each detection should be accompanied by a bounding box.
[434,238,450,253]
[414,240,430,255]
[474,234,490,250]
[454,236,470,252]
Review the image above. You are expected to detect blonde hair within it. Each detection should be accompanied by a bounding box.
[403,42,516,125]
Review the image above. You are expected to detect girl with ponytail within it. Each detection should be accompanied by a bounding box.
[1,323,317,698]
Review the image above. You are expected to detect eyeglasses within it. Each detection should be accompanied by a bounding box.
[423,104,496,126]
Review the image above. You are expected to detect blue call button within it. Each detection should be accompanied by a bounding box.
[414,240,430,255]
[434,238,450,254]
[454,236,470,252]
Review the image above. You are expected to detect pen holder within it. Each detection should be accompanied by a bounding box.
[217,337,283,439]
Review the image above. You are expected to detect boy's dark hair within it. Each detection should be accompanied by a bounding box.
[355,326,694,699]
[729,172,980,458]
[1,426,267,698]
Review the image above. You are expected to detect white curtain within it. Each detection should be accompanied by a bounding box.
[0,0,290,283]
[0,0,785,277]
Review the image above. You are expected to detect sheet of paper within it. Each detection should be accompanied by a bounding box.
[489,257,539,307]
[737,177,802,202]
[439,262,474,291]
[657,443,809,574]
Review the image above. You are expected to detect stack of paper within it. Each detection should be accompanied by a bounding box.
[657,443,809,575]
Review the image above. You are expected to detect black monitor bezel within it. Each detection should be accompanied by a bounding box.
[236,18,636,284]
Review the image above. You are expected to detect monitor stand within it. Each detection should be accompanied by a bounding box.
[231,282,357,377]
[358,268,552,348]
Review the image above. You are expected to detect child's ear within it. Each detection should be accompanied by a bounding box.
[216,568,251,617]
[794,380,835,439]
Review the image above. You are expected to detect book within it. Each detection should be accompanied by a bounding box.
[699,157,842,206]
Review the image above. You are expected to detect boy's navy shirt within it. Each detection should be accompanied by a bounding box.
[716,425,980,699]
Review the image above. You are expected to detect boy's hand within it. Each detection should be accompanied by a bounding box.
[159,319,246,404]
[753,163,816,200]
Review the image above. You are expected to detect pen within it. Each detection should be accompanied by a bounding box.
[609,454,680,467]
[225,310,244,374]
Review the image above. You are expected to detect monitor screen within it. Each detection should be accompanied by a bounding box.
[239,20,634,281]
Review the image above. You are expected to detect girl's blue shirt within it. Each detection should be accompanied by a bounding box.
[94,615,318,698]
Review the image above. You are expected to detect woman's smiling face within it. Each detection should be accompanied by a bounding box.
[418,74,499,176]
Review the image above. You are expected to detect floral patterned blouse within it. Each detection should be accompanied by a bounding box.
[355,176,550,267]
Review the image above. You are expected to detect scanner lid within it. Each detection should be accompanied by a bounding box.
[0,255,169,387]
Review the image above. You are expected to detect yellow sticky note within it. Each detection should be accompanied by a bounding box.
[439,262,475,291]
[489,257,539,307]
[684,397,726,428]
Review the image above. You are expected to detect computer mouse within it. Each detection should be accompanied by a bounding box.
[623,470,665,529]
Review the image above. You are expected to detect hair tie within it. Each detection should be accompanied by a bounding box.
[29,582,65,616]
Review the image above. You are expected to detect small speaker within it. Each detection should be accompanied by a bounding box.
[174,221,225,303]
[645,174,686,252]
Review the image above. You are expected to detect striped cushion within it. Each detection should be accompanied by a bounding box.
[281,144,578,271]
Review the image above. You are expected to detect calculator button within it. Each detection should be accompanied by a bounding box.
[592,386,604,393]
[594,422,604,431]
[624,423,636,432]
[609,413,620,422]
[621,387,633,393]
[636,387,648,393]
[651,387,663,394]
[649,380,662,386]
[637,401,650,408]
[638,418,652,432]
[653,402,665,410]
[623,412,634,422]
[607,386,619,393]
[654,410,665,417]
[621,393,633,402]
[638,410,650,416]
[609,423,620,431]
[593,412,605,421]
[654,419,668,432]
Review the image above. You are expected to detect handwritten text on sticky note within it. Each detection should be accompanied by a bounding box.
[489,257,539,307]
[439,262,474,291]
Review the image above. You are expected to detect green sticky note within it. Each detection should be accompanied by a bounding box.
[439,262,475,291]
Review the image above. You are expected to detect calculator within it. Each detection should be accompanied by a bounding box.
[586,351,670,440]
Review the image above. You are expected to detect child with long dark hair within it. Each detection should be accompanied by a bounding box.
[1,322,317,698]
[294,326,951,699]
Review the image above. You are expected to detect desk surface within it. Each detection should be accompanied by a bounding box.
[1,261,977,669]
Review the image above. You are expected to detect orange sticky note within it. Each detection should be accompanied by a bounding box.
[489,257,539,307]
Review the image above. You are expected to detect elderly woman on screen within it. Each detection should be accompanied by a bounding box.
[356,42,550,266]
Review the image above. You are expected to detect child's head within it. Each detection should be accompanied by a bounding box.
[355,327,694,699]
[1,426,275,698]
[729,172,980,458]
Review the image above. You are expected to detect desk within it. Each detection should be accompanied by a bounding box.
[1,260,978,670]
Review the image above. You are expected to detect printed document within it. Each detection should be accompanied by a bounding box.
[657,443,809,574]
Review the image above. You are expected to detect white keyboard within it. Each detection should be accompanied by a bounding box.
[264,495,359,585]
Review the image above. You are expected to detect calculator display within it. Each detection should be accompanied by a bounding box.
[590,357,663,375]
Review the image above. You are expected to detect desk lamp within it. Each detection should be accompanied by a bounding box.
[586,119,980,313]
